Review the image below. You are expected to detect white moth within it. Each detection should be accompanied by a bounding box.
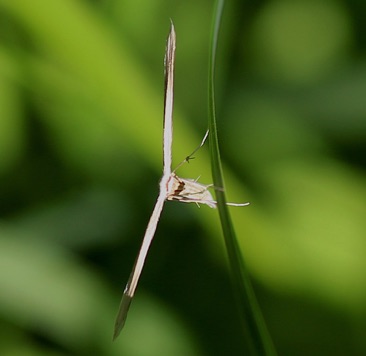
[113,23,249,340]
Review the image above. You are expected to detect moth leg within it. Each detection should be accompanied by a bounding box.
[173,130,209,172]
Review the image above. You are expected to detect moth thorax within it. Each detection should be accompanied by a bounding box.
[166,173,183,198]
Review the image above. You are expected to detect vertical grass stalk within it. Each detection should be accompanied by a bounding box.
[207,1,277,354]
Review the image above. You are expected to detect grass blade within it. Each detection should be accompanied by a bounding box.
[207,1,277,354]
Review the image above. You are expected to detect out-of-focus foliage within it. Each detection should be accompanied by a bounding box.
[0,0,365,355]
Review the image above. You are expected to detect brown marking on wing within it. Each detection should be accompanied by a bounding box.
[174,181,185,195]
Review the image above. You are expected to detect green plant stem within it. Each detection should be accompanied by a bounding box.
[208,1,277,354]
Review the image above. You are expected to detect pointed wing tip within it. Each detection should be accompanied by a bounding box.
[112,294,133,341]
[112,318,124,341]
[112,329,120,342]
[169,19,176,38]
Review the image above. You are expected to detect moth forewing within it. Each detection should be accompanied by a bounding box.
[163,24,176,177]
[113,189,167,340]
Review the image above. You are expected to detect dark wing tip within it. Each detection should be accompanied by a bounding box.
[112,294,133,341]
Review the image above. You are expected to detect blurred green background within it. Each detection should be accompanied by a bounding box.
[0,0,365,355]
